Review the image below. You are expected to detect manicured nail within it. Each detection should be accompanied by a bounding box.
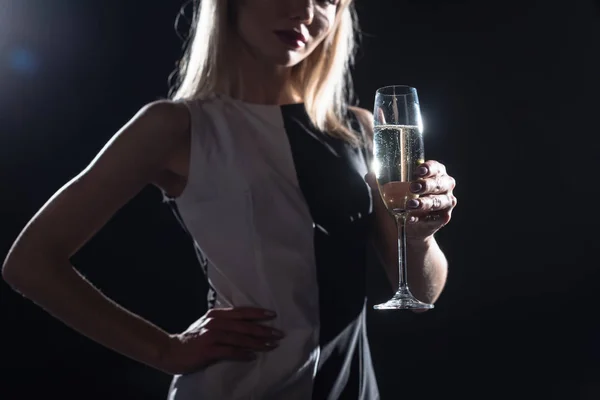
[407,199,420,209]
[410,182,423,193]
[416,166,429,176]
[271,329,285,338]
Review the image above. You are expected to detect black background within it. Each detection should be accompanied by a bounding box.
[1,0,599,399]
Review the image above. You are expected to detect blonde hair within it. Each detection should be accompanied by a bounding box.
[169,0,361,145]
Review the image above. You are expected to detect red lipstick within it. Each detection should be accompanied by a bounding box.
[274,30,307,49]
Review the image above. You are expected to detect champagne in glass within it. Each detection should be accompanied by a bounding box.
[372,85,434,310]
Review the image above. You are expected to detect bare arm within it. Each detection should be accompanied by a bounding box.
[370,213,448,304]
[350,106,448,305]
[2,100,191,372]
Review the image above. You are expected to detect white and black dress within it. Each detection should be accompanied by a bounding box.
[164,94,380,400]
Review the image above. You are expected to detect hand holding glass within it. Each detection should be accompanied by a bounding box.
[372,85,434,310]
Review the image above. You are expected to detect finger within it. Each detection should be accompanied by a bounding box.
[206,307,277,321]
[415,160,447,179]
[364,172,378,190]
[205,317,285,340]
[410,174,455,195]
[407,194,456,212]
[210,330,279,352]
[409,210,452,225]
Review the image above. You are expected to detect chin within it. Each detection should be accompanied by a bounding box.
[268,51,307,68]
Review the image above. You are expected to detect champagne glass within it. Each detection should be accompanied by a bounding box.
[372,85,434,310]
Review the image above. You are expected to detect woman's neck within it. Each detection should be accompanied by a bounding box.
[225,37,302,105]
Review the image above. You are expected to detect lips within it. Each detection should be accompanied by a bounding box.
[274,30,307,49]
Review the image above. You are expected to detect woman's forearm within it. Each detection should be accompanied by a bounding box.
[370,211,448,304]
[406,236,448,304]
[3,255,172,372]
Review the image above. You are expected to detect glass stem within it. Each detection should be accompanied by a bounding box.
[395,213,409,290]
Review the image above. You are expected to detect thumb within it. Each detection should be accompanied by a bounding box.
[364,172,378,190]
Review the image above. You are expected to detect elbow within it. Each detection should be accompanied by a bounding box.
[3,246,21,284]
[2,246,57,293]
[2,254,32,292]
[2,236,28,287]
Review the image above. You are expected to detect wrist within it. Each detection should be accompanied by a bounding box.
[406,234,434,249]
[155,332,179,374]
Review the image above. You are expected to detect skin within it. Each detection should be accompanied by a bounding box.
[1,0,456,376]
[230,0,341,104]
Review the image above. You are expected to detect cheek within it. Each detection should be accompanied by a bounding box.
[235,2,269,37]
[310,12,335,42]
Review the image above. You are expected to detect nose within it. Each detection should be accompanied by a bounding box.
[290,0,314,25]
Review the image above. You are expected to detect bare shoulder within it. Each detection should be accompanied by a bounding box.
[2,100,192,266]
[348,106,374,141]
[80,99,192,191]
[125,100,191,147]
[95,99,193,179]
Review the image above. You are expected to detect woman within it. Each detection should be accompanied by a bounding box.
[2,0,457,398]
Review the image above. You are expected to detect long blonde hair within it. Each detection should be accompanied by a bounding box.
[169,0,361,145]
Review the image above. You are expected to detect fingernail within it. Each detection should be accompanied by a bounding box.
[265,342,278,348]
[410,182,423,193]
[416,166,428,176]
[408,216,418,224]
[407,199,420,209]
[271,329,285,338]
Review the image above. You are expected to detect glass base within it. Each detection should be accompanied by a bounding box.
[374,287,434,310]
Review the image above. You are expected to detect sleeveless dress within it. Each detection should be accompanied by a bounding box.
[163,94,380,400]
